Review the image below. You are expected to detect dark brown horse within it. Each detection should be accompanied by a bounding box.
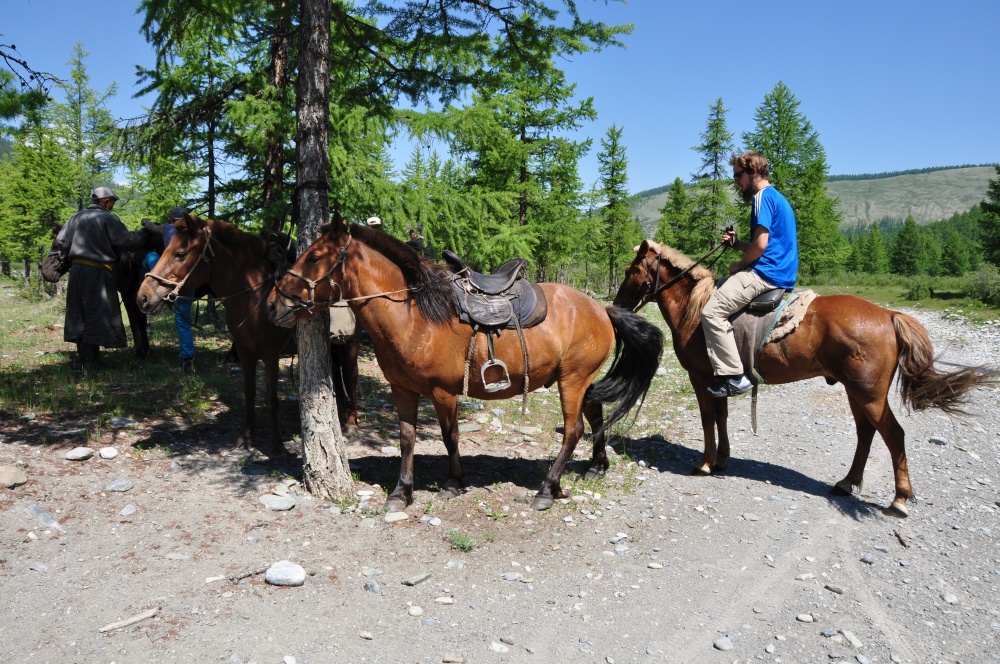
[266,216,663,511]
[136,214,359,456]
[47,224,155,358]
[614,240,995,517]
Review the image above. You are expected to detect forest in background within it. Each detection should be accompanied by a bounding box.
[1,2,999,305]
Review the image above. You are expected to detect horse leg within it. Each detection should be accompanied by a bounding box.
[843,392,912,517]
[832,395,877,498]
[122,295,149,358]
[385,385,419,512]
[343,336,360,429]
[690,374,721,475]
[582,397,609,480]
[236,348,257,452]
[430,391,465,499]
[531,383,586,510]
[264,351,284,458]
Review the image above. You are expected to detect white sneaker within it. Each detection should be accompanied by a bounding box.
[706,375,753,398]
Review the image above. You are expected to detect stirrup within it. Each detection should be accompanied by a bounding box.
[481,358,511,393]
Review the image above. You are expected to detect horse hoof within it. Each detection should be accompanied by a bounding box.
[883,501,909,518]
[529,495,554,511]
[439,485,463,500]
[692,464,711,477]
[712,459,729,473]
[830,479,859,496]
[384,496,408,513]
[583,466,606,481]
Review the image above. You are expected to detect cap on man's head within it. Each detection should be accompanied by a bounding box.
[91,187,119,202]
[167,207,189,222]
[366,216,382,227]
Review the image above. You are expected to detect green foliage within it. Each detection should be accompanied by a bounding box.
[964,263,1000,306]
[889,216,925,276]
[444,529,477,552]
[981,165,1000,267]
[655,178,687,246]
[597,125,642,295]
[681,99,739,255]
[743,81,847,276]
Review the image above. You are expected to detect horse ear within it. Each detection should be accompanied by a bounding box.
[328,209,348,234]
[174,213,203,234]
[637,240,653,256]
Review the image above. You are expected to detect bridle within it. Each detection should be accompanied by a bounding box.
[142,227,216,304]
[629,242,728,313]
[273,235,352,314]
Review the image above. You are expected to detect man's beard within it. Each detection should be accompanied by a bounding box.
[740,184,754,204]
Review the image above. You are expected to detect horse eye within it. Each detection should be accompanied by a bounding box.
[307,254,320,264]
[175,252,187,260]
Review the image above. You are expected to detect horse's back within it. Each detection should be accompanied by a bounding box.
[761,293,901,383]
[536,282,615,352]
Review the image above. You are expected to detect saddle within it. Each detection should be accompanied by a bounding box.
[443,250,548,394]
[729,288,815,433]
[444,250,547,330]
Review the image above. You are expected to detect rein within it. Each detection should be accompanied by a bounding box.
[632,242,728,312]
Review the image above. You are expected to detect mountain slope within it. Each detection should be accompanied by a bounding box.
[631,166,995,232]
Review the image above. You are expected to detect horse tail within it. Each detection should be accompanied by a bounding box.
[587,306,664,437]
[893,312,997,413]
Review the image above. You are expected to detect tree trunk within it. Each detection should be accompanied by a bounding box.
[295,0,352,500]
[262,4,291,232]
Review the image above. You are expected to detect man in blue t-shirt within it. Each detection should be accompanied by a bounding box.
[701,152,799,397]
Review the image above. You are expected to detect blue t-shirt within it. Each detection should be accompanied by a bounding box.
[750,186,798,289]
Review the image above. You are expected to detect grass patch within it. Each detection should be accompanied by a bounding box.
[444,529,477,551]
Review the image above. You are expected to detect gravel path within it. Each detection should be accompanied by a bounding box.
[1,306,998,664]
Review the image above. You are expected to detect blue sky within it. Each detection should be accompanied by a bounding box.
[5,0,998,194]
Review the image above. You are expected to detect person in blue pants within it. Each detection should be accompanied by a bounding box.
[141,207,196,373]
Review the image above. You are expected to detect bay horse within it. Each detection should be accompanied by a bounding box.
[136,213,359,457]
[48,224,156,358]
[266,216,664,511]
[614,240,995,517]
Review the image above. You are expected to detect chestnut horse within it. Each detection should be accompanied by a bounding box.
[614,240,995,517]
[266,217,663,511]
[136,213,359,456]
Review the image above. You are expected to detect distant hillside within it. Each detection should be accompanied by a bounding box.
[631,165,996,233]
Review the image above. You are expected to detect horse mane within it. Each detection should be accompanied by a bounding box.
[203,217,269,263]
[647,240,717,329]
[348,223,457,325]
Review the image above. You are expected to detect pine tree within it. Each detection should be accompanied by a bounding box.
[890,216,925,276]
[687,99,739,256]
[655,177,688,246]
[597,125,642,295]
[981,165,1000,266]
[742,82,847,275]
[49,43,119,211]
[941,231,970,276]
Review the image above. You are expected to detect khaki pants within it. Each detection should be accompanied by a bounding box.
[701,269,774,377]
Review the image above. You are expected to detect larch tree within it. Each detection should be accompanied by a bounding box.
[50,43,119,211]
[742,81,846,276]
[981,165,1000,267]
[655,177,688,247]
[687,99,739,256]
[596,124,642,295]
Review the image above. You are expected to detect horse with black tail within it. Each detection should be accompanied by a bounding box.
[266,214,664,511]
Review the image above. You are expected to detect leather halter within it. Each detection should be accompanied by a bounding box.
[143,227,216,303]
[629,243,726,312]
[274,235,352,314]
